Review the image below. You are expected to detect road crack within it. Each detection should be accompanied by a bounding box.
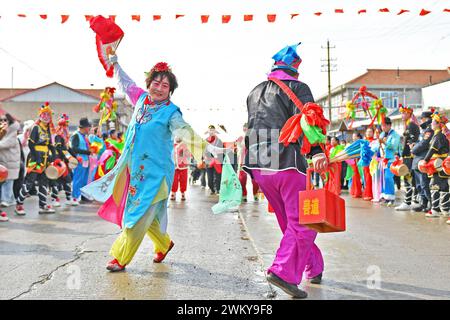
[10,232,118,300]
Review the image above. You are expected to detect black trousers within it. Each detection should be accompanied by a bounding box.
[51,174,72,201]
[17,172,49,208]
[206,167,221,193]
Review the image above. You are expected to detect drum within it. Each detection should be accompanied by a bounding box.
[442,157,450,175]
[0,165,8,183]
[390,157,409,177]
[45,160,67,180]
[390,164,409,177]
[68,156,78,170]
[418,158,443,175]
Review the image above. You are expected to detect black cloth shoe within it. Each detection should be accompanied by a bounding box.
[309,273,322,284]
[266,273,307,299]
[80,196,93,203]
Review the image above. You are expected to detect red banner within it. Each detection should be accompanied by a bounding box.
[6,10,449,24]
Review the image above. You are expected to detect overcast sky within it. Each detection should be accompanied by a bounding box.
[0,0,449,136]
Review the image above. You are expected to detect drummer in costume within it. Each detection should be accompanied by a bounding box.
[411,110,434,213]
[243,44,328,299]
[378,117,401,206]
[50,114,77,207]
[15,102,57,215]
[81,52,222,272]
[423,111,450,218]
[395,105,420,211]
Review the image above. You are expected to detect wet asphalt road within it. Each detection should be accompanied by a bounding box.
[0,184,449,300]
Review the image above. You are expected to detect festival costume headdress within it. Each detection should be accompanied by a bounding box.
[399,104,419,126]
[37,101,55,134]
[431,111,448,125]
[399,104,413,114]
[55,113,70,143]
[145,62,172,78]
[271,43,302,73]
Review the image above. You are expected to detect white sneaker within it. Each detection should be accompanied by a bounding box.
[39,205,55,214]
[425,210,440,218]
[70,198,79,206]
[410,202,422,210]
[1,201,10,207]
[51,198,61,207]
[446,219,450,225]
[0,212,8,222]
[395,203,412,211]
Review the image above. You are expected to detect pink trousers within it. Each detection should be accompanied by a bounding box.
[251,169,324,285]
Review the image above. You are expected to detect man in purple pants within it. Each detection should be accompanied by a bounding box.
[243,43,328,299]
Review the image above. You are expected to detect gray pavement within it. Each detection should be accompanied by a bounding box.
[1,185,450,300]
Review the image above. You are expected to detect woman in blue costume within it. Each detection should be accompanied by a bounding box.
[82,53,219,272]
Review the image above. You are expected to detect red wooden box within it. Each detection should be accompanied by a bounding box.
[299,188,346,233]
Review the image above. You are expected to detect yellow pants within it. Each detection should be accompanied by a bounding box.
[110,201,171,266]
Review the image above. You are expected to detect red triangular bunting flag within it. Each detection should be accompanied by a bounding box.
[267,14,276,22]
[153,15,161,21]
[85,15,93,21]
[222,15,231,23]
[290,13,299,19]
[314,12,322,16]
[109,15,116,22]
[358,9,367,14]
[131,15,140,22]
[335,9,344,14]
[176,14,185,19]
[420,9,431,16]
[61,15,69,24]
[40,15,47,20]
[379,8,390,13]
[444,9,450,12]
[244,14,253,21]
[18,14,26,18]
[397,9,410,15]
[201,15,209,23]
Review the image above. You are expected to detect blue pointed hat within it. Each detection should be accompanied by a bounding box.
[271,42,302,73]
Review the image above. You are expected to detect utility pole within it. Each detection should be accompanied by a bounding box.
[10,67,14,96]
[321,40,337,128]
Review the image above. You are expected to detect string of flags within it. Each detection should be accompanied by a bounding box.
[2,8,450,24]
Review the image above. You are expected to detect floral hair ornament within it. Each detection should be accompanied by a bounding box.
[144,62,172,77]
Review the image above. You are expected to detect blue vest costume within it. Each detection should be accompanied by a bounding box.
[82,93,181,230]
